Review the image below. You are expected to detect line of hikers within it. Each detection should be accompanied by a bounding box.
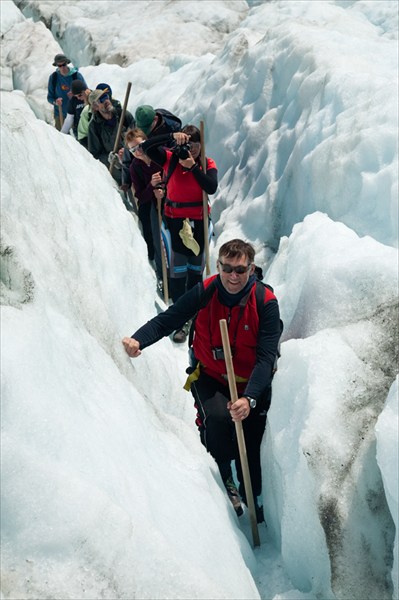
[48,53,282,523]
[48,53,216,344]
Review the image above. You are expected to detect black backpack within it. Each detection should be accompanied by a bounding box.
[188,274,284,371]
[156,108,182,132]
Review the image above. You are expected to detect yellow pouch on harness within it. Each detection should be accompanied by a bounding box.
[179,218,200,256]
[184,362,248,391]
[183,362,201,391]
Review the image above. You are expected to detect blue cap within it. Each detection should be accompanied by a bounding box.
[96,83,112,97]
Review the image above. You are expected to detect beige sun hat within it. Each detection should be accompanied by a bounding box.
[88,88,109,105]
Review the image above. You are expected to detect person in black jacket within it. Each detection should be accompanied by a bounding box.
[122,239,281,522]
[126,128,165,291]
[87,85,135,185]
[135,105,182,138]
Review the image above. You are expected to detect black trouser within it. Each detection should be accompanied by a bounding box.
[150,203,162,280]
[191,371,271,499]
[138,202,154,261]
[165,216,204,303]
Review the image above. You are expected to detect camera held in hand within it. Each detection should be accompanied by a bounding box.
[172,142,191,160]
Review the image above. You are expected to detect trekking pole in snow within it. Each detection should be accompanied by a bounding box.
[157,196,169,304]
[109,81,132,175]
[219,319,260,548]
[59,100,64,129]
[200,120,210,277]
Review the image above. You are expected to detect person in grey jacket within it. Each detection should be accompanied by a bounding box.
[87,86,135,185]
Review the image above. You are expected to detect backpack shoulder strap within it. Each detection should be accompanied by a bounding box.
[51,71,58,97]
[52,71,78,96]
[163,151,179,187]
[199,278,218,309]
[188,279,218,347]
[254,280,275,312]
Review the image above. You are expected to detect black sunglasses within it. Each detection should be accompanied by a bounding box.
[57,63,67,67]
[218,260,252,274]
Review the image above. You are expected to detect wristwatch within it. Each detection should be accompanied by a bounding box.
[245,396,257,409]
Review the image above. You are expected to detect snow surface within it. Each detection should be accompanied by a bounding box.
[1,1,398,599]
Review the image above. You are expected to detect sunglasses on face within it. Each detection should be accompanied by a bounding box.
[57,63,67,67]
[99,94,110,103]
[218,260,252,274]
[129,144,142,154]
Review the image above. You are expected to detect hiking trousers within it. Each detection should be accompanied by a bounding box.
[165,216,204,302]
[191,371,270,498]
[150,203,162,280]
[138,201,154,261]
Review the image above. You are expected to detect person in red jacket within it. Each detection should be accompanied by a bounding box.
[122,239,281,522]
[140,125,218,342]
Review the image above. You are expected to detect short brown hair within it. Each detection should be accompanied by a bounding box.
[125,128,147,143]
[218,239,255,263]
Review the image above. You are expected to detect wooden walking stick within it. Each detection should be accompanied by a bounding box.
[109,81,132,175]
[58,100,64,129]
[157,196,169,304]
[200,120,210,276]
[219,319,261,548]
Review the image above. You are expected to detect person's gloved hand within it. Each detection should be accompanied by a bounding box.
[108,151,118,164]
[108,151,122,169]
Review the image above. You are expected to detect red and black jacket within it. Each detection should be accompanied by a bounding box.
[132,275,281,400]
[141,133,218,221]
[162,150,216,220]
[192,275,277,391]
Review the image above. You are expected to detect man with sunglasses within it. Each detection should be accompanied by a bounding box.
[87,84,135,186]
[47,53,87,130]
[122,239,281,522]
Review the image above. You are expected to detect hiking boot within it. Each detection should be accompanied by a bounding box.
[255,502,265,524]
[157,278,164,297]
[224,477,243,517]
[172,321,191,344]
[239,485,265,523]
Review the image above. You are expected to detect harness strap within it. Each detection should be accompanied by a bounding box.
[221,373,248,383]
[183,362,248,392]
[166,200,204,208]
